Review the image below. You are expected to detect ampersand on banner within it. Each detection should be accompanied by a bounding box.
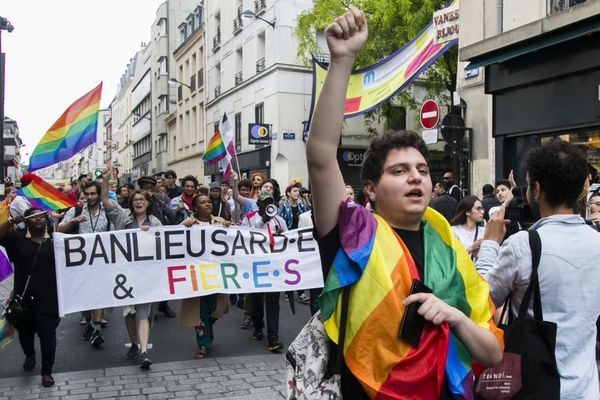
[113,274,134,300]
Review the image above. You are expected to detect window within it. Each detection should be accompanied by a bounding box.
[235,113,242,152]
[158,95,168,115]
[158,57,167,75]
[187,14,195,33]
[179,23,187,43]
[214,121,219,134]
[194,6,203,28]
[255,103,264,124]
[389,106,406,131]
[158,18,167,37]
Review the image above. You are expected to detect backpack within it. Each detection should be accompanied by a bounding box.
[65,205,111,234]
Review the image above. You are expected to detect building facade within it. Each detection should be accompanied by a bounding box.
[167,5,207,179]
[458,0,599,190]
[2,117,23,184]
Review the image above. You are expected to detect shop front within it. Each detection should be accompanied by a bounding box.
[469,22,600,184]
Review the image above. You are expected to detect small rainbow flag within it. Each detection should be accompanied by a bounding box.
[29,83,102,172]
[319,202,502,399]
[202,131,227,166]
[16,175,76,211]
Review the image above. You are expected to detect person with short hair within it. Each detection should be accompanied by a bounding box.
[442,171,462,202]
[0,208,59,387]
[477,140,600,398]
[278,182,307,230]
[481,184,500,221]
[169,175,198,224]
[304,8,502,398]
[587,191,600,231]
[164,170,182,199]
[430,180,458,222]
[488,179,513,218]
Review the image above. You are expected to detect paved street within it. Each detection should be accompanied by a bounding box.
[0,277,308,398]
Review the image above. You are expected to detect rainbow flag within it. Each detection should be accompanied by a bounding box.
[320,203,502,399]
[202,130,227,166]
[16,175,76,211]
[29,83,102,172]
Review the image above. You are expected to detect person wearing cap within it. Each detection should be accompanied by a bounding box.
[242,190,287,352]
[208,182,231,221]
[278,182,307,231]
[138,176,176,226]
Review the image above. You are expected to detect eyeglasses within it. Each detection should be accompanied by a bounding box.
[133,198,147,203]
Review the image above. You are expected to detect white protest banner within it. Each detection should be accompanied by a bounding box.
[53,225,323,316]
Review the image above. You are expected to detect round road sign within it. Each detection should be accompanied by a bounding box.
[420,100,440,130]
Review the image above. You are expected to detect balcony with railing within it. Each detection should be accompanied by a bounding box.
[256,57,266,73]
[235,71,243,86]
[213,29,221,52]
[255,0,266,15]
[233,16,242,34]
[215,85,221,98]
[547,0,587,15]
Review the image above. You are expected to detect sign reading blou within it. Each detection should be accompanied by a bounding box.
[248,123,270,145]
[433,4,459,45]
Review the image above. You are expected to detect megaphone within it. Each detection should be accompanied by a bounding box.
[265,203,278,218]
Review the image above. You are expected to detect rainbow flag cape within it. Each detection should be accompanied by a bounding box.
[320,202,502,399]
[29,83,102,172]
[202,130,227,166]
[16,175,76,211]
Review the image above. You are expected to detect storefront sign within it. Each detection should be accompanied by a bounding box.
[337,148,366,167]
[433,3,460,45]
[53,225,324,316]
[248,123,270,145]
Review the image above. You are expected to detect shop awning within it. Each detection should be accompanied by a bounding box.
[465,17,600,70]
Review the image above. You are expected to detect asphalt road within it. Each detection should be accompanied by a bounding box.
[0,295,311,378]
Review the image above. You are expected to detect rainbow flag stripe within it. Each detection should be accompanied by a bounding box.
[17,176,76,211]
[29,83,102,172]
[202,131,227,165]
[320,203,502,399]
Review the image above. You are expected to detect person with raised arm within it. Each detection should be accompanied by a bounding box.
[304,8,502,399]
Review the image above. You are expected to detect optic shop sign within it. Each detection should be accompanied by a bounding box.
[248,123,270,145]
[337,148,366,167]
[53,225,323,316]
[433,3,459,45]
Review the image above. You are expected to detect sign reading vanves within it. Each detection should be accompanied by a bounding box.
[433,3,459,45]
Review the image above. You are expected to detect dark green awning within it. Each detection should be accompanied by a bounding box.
[465,16,600,70]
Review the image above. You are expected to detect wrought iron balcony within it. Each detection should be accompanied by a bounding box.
[235,71,243,86]
[256,57,265,73]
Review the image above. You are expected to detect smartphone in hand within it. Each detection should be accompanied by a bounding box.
[398,279,432,347]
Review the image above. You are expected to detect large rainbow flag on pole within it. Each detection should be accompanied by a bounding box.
[320,202,502,399]
[202,113,237,180]
[16,174,76,211]
[28,82,103,172]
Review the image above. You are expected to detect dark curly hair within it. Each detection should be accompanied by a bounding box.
[360,130,428,185]
[526,140,588,209]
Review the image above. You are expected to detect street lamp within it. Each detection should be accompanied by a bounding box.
[168,77,191,89]
[240,10,276,29]
[0,16,15,182]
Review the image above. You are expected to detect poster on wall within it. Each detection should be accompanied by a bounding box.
[248,123,270,145]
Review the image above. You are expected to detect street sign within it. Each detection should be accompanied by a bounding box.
[420,100,440,130]
[422,128,438,144]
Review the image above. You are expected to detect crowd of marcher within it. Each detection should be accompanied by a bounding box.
[2,6,600,398]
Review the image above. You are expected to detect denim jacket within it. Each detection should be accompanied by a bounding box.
[278,201,307,230]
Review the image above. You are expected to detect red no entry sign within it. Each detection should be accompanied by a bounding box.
[420,100,440,130]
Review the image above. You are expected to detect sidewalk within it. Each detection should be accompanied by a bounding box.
[0,353,287,400]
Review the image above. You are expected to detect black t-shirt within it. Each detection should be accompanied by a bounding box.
[166,185,183,200]
[290,205,300,230]
[0,232,58,316]
[317,224,453,399]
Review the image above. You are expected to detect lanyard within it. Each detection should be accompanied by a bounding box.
[88,207,101,232]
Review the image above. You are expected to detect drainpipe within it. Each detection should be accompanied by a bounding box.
[497,0,503,34]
